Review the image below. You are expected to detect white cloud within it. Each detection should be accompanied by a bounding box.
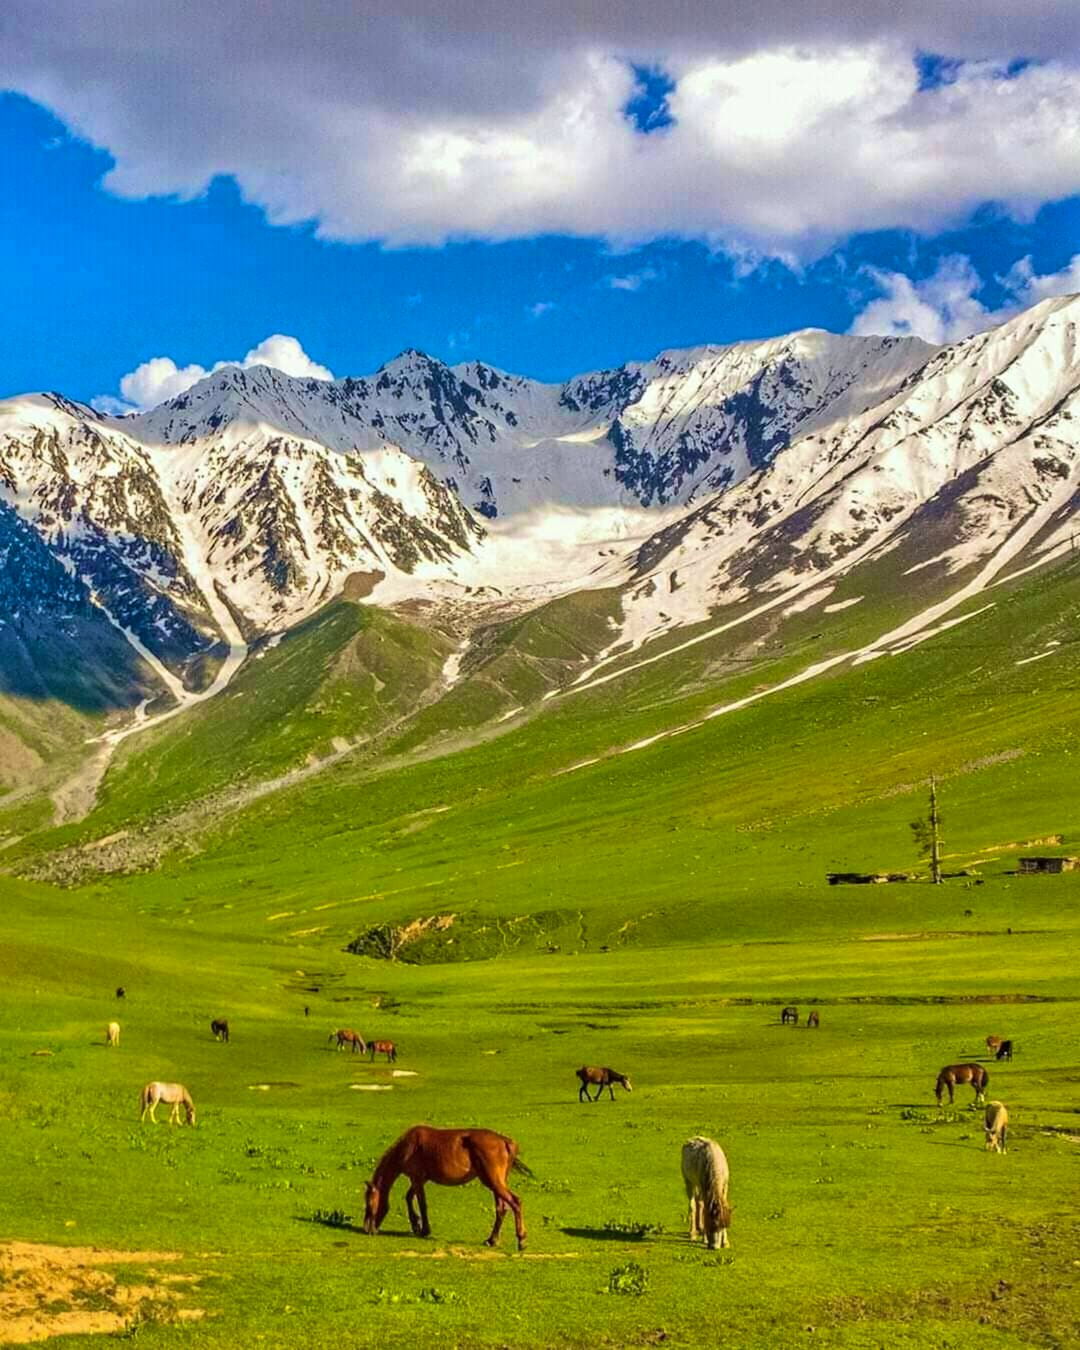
[527,301,557,318]
[3,5,1080,257]
[606,267,660,292]
[98,333,334,413]
[849,252,1080,343]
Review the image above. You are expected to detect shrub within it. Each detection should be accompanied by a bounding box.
[608,1262,649,1296]
[311,1208,352,1228]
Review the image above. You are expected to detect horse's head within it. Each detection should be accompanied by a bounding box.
[619,1075,633,1093]
[363,1180,387,1235]
[185,1102,197,1127]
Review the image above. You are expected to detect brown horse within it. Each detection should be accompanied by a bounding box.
[935,1063,988,1106]
[576,1066,632,1102]
[986,1035,1004,1056]
[781,1006,799,1025]
[363,1125,529,1249]
[367,1039,397,1063]
[329,1029,366,1054]
[807,1010,820,1029]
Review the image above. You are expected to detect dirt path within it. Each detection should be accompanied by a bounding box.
[0,1241,201,1344]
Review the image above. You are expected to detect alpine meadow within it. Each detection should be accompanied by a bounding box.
[3,7,1080,1347]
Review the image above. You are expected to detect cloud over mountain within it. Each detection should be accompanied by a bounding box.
[4,3,1080,256]
[96,334,334,413]
[850,252,1080,343]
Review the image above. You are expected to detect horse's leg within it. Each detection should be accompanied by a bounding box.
[416,1184,431,1238]
[578,1081,587,1102]
[685,1185,697,1241]
[473,1154,525,1250]
[405,1184,423,1236]
[608,1083,616,1101]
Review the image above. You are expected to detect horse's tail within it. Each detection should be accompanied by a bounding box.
[511,1155,535,1179]
[138,1083,151,1111]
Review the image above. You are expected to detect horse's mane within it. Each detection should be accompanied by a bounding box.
[372,1129,412,1186]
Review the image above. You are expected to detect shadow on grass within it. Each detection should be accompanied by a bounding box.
[560,1227,658,1243]
[295,1215,366,1236]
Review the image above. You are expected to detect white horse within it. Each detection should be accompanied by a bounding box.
[140,1081,196,1125]
[106,1022,120,1047]
[984,1101,1009,1153]
[681,1136,731,1249]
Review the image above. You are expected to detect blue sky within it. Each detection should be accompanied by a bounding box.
[2,3,1079,408]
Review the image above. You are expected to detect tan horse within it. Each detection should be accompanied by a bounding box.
[367,1039,397,1063]
[985,1035,1004,1056]
[106,1022,120,1047]
[984,1101,1009,1152]
[139,1082,196,1125]
[681,1136,731,1250]
[363,1125,530,1249]
[935,1063,988,1106]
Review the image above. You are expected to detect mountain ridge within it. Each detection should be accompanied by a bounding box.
[1,296,1077,746]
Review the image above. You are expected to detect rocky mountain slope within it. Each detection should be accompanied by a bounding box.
[1,296,1078,751]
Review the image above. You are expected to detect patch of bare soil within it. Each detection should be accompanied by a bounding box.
[0,1241,203,1344]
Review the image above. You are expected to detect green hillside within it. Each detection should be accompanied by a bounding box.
[1,553,1078,1348]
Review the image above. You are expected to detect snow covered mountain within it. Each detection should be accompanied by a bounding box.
[2,297,1078,715]
[587,295,1080,667]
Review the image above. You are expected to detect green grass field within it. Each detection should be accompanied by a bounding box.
[2,556,1079,1348]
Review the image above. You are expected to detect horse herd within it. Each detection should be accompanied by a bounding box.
[97,995,1015,1253]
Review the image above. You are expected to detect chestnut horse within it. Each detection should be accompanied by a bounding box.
[363,1124,530,1249]
[935,1063,988,1106]
[576,1066,632,1102]
[368,1039,397,1063]
[329,1028,366,1054]
[807,1011,820,1029]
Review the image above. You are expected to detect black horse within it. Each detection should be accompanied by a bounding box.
[211,1018,230,1043]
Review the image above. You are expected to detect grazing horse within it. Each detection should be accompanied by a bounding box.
[576,1066,632,1102]
[807,1010,820,1029]
[681,1136,731,1250]
[995,1040,1014,1062]
[139,1082,196,1126]
[984,1101,1009,1152]
[329,1029,366,1054]
[368,1039,397,1063]
[935,1063,988,1106]
[781,1006,799,1025]
[363,1124,529,1249]
[106,1021,120,1047]
[986,1035,1004,1056]
[115,987,126,1000]
[211,1019,230,1043]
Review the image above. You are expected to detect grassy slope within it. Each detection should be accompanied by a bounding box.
[1,560,1078,1347]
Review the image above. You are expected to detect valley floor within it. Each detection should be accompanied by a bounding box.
[2,869,1079,1349]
